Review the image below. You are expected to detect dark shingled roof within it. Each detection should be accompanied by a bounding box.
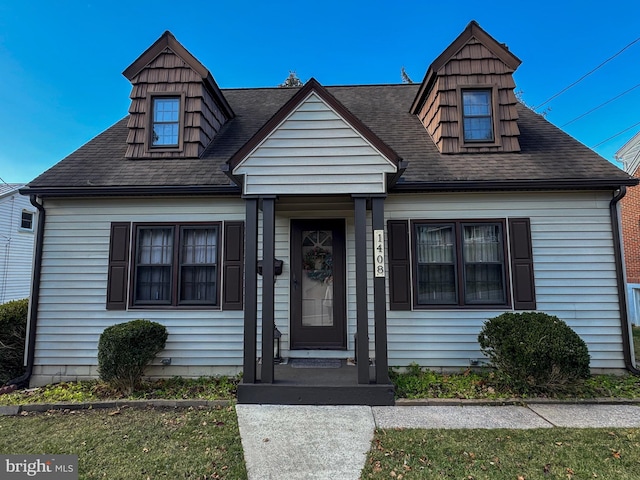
[25,83,635,194]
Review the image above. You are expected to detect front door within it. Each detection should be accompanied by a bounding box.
[290,219,346,349]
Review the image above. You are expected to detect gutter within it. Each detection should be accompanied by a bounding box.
[610,186,640,375]
[391,178,639,192]
[5,195,45,388]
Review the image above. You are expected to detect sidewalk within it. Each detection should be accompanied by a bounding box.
[236,403,640,480]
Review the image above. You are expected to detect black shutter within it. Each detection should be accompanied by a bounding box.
[388,220,411,311]
[106,222,130,310]
[223,221,244,310]
[509,218,536,310]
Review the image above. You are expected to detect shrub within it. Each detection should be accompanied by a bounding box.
[98,319,168,394]
[0,298,29,385]
[478,312,590,393]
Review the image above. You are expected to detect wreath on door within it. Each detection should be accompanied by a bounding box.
[303,246,333,282]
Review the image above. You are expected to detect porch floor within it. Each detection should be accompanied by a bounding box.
[237,359,395,406]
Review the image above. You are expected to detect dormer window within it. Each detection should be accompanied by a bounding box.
[462,89,494,142]
[149,94,183,149]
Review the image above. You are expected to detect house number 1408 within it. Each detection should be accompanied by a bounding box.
[374,229,385,278]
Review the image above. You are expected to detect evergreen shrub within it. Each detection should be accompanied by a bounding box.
[478,312,590,393]
[0,298,29,385]
[98,319,168,394]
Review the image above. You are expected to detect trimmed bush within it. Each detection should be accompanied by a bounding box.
[0,298,29,385]
[478,312,590,393]
[98,319,168,394]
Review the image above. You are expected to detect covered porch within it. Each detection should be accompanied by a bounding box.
[226,79,405,405]
[236,195,395,405]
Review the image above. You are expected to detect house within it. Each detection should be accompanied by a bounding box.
[0,184,36,304]
[616,131,640,326]
[17,21,639,404]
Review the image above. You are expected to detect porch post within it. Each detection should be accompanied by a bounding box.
[243,197,258,383]
[260,196,276,383]
[371,196,390,384]
[354,196,370,384]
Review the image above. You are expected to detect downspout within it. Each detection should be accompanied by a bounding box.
[5,195,45,388]
[610,186,640,375]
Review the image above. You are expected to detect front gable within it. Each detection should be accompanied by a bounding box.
[231,79,400,195]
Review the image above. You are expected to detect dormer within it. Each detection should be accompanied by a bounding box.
[122,31,234,159]
[411,21,522,154]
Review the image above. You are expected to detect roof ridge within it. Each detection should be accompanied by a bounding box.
[220,83,418,92]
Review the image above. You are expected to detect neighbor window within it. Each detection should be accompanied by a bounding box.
[462,89,494,142]
[414,221,507,306]
[133,223,219,306]
[20,210,34,230]
[151,97,180,146]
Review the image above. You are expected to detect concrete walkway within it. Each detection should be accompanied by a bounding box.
[236,403,640,480]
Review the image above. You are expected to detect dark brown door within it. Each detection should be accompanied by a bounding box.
[290,219,346,349]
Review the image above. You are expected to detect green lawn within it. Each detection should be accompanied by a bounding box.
[363,427,640,479]
[2,401,640,480]
[0,406,247,480]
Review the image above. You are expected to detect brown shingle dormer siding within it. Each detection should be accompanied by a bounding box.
[412,21,521,154]
[123,32,233,160]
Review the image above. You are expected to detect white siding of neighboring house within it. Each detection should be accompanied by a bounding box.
[30,196,246,386]
[32,190,626,385]
[385,190,626,371]
[233,93,396,195]
[0,188,36,304]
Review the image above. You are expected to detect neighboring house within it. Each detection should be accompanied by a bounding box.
[19,21,639,404]
[0,184,36,304]
[616,131,640,326]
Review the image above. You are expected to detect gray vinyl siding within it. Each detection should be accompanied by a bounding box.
[0,191,36,304]
[32,189,626,383]
[32,196,246,383]
[385,190,625,370]
[233,93,395,195]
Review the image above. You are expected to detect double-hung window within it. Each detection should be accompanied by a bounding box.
[133,223,219,306]
[151,96,181,147]
[462,89,494,142]
[414,220,507,307]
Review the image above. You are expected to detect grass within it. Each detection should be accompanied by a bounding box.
[363,427,640,479]
[1,370,639,480]
[0,405,247,480]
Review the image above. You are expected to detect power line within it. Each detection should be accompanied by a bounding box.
[592,121,640,149]
[0,176,10,186]
[534,36,640,110]
[561,83,640,127]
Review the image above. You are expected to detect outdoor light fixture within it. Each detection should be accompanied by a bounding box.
[274,324,282,364]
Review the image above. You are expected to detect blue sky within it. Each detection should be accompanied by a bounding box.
[1,0,639,184]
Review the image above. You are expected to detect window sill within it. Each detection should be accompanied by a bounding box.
[413,304,512,310]
[147,146,183,153]
[128,305,222,311]
[460,140,501,149]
